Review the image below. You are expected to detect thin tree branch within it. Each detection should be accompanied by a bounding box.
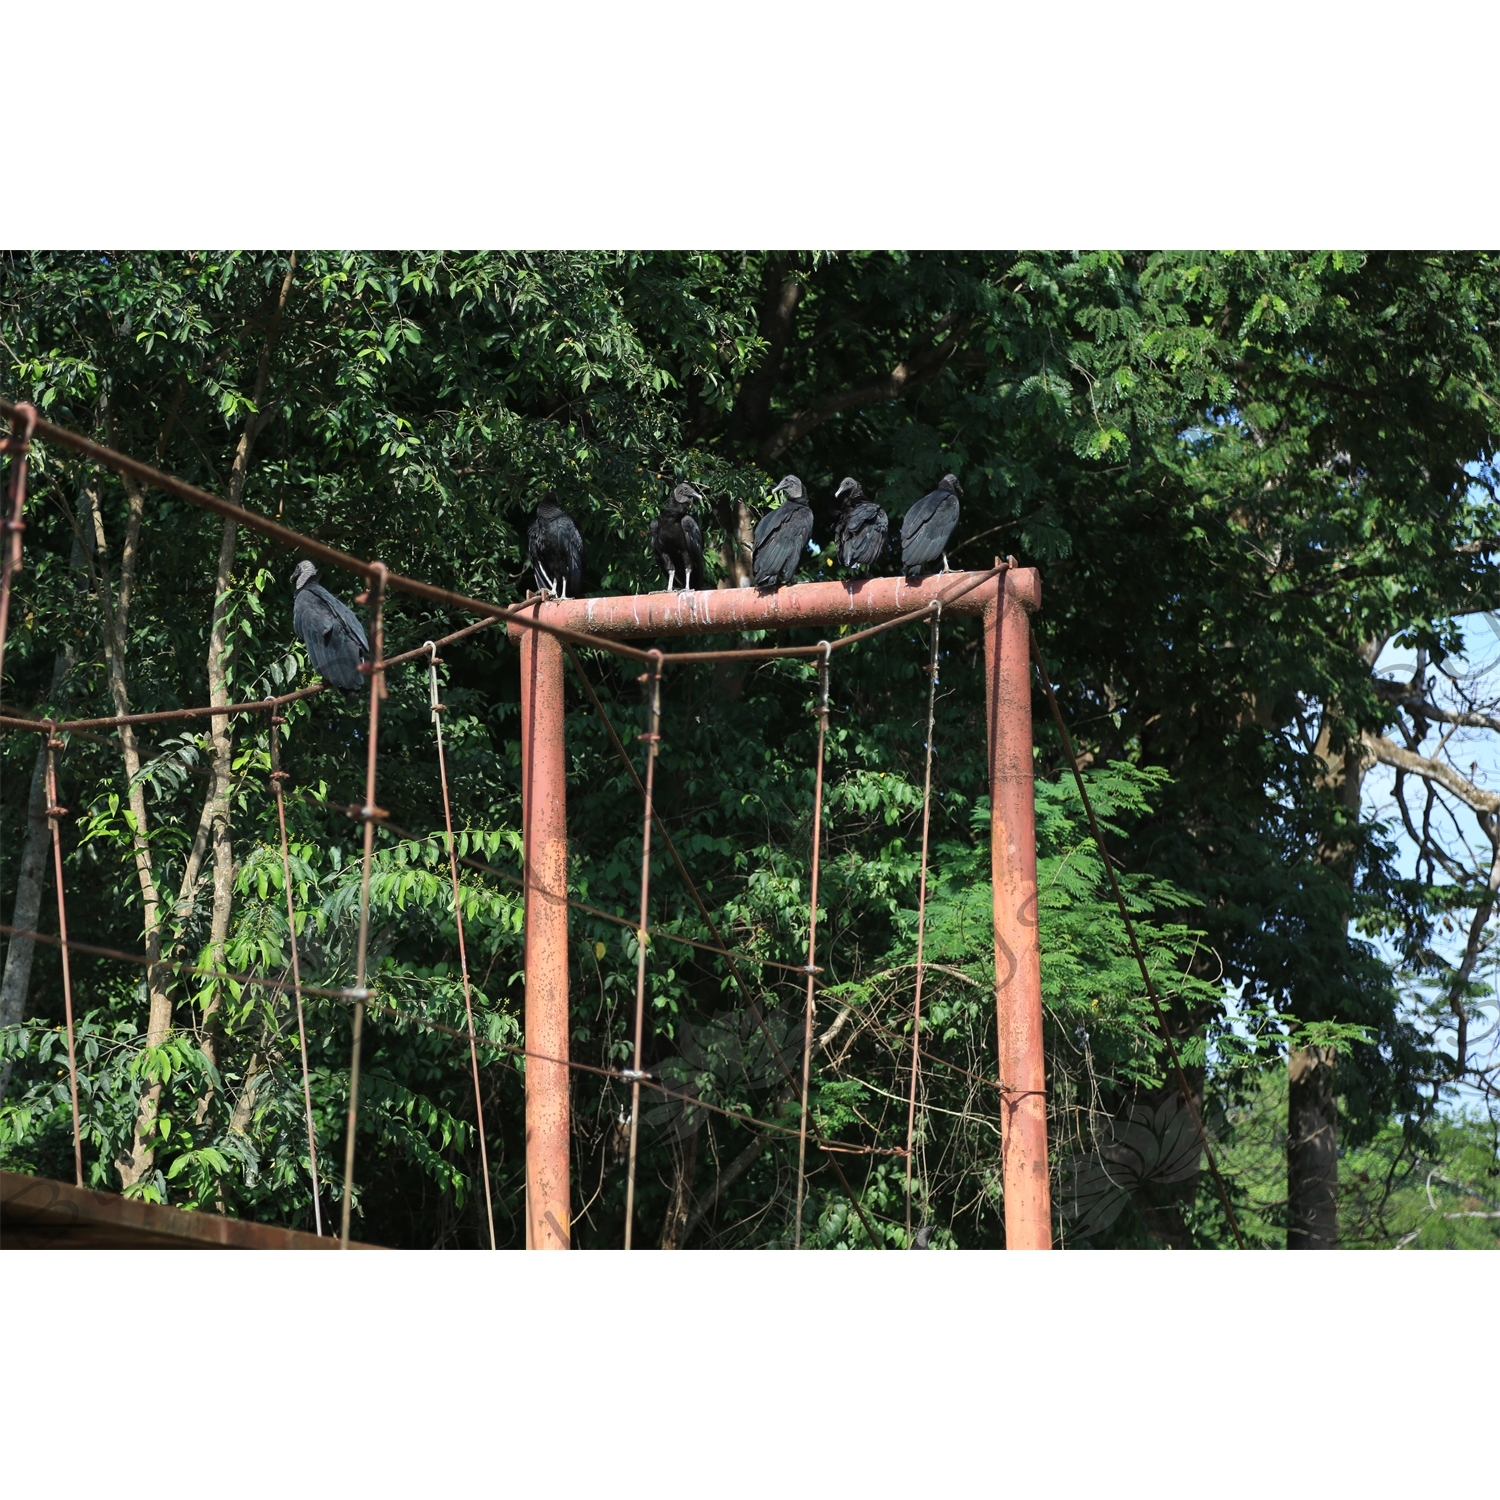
[1365,732,1500,815]
[756,316,974,466]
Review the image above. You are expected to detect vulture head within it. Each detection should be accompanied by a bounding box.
[292,560,319,592]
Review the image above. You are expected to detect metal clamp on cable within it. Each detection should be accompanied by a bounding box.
[426,641,444,723]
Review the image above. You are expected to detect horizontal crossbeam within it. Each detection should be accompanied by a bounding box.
[508,568,1024,654]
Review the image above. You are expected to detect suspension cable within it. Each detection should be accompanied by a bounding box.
[562,642,886,1248]
[1028,625,1247,1249]
[44,728,84,1187]
[794,642,833,1250]
[341,563,387,1248]
[0,918,908,1162]
[0,392,1026,1247]
[427,642,497,1250]
[623,651,665,1249]
[904,600,942,1244]
[0,396,1010,673]
[270,713,324,1236]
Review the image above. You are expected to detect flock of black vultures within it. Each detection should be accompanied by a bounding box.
[290,472,964,694]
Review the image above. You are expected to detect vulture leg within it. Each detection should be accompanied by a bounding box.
[664,565,677,593]
[535,562,556,597]
[941,553,951,573]
[681,564,693,596]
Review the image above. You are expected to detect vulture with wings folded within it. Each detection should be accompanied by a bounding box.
[292,561,369,695]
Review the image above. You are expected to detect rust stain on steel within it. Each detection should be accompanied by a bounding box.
[1,1171,379,1250]
[519,607,572,1249]
[984,568,1051,1248]
[507,569,1004,643]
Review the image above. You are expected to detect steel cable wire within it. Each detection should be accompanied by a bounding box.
[623,652,664,1249]
[340,563,387,1247]
[0,399,1032,1246]
[904,601,942,1244]
[0,399,1009,673]
[0,920,909,1167]
[562,643,886,1247]
[427,643,497,1250]
[794,642,832,1250]
[0,615,511,741]
[270,714,324,1235]
[45,730,84,1187]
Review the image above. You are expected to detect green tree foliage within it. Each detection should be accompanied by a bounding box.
[1212,1070,1500,1249]
[2,251,1496,1246]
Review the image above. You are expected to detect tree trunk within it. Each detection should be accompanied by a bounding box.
[0,748,54,1105]
[714,498,757,591]
[120,254,298,1180]
[678,1130,767,1246]
[0,488,102,1102]
[191,509,242,1120]
[1287,1044,1339,1249]
[109,465,174,1188]
[0,724,65,1106]
[193,253,298,1116]
[659,1126,699,1249]
[1287,663,1375,1248]
[228,1052,263,1136]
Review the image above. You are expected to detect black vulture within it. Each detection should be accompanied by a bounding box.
[650,482,708,592]
[528,496,585,599]
[291,561,369,695]
[831,477,888,575]
[751,474,814,588]
[900,473,963,581]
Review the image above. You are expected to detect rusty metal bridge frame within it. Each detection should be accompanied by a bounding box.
[511,569,1050,1250]
[0,397,1054,1251]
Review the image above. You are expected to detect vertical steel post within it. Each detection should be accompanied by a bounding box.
[984,566,1051,1248]
[520,615,572,1248]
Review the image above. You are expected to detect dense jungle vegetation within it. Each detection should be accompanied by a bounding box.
[2,251,1497,1248]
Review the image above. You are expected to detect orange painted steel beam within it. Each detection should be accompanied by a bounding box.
[509,568,1049,1250]
[517,611,572,1248]
[527,568,1001,641]
[983,571,1050,1247]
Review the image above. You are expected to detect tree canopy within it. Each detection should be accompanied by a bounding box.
[3,250,1497,1247]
